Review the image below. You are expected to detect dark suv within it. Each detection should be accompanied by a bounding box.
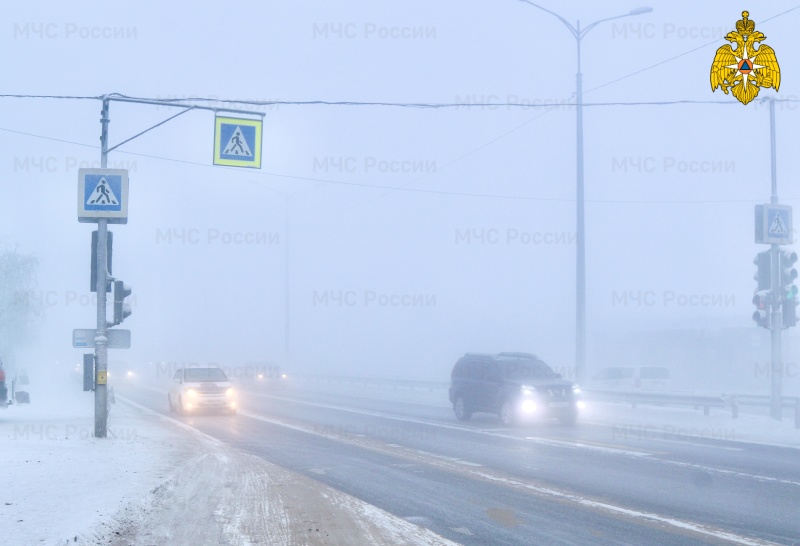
[449,352,580,426]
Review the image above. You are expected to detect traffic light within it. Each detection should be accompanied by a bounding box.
[113,280,132,325]
[783,291,798,328]
[753,251,772,328]
[781,250,798,328]
[754,251,771,291]
[753,290,770,328]
[90,231,113,293]
[780,250,798,296]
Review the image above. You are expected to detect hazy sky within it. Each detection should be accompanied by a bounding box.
[2,1,799,380]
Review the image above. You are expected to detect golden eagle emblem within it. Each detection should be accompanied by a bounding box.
[710,11,780,105]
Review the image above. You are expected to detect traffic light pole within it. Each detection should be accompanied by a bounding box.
[94,97,110,438]
[768,98,782,421]
[770,244,782,420]
[86,96,262,438]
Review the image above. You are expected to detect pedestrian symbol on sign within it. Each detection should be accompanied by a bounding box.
[78,168,128,224]
[86,177,119,206]
[222,126,252,157]
[769,211,788,235]
[213,116,262,169]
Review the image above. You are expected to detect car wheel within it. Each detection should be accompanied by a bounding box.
[499,400,516,427]
[167,395,175,412]
[454,395,472,421]
[178,396,184,414]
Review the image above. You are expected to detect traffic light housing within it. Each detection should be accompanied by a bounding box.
[754,251,771,291]
[753,290,770,328]
[780,250,798,296]
[113,280,132,325]
[781,250,798,328]
[90,230,113,293]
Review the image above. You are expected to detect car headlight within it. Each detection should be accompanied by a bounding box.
[572,385,582,395]
[281,373,287,379]
[186,389,197,398]
[521,385,535,396]
[521,400,537,413]
[226,388,236,397]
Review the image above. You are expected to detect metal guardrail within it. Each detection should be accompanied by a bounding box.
[294,373,449,391]
[582,390,800,427]
[584,389,727,414]
[293,373,800,428]
[727,394,800,428]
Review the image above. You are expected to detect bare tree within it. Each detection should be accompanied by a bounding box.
[0,248,43,361]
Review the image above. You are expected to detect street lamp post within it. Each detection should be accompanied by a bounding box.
[264,188,292,370]
[518,2,652,384]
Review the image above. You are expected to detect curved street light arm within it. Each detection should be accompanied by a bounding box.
[580,11,645,39]
[516,0,577,38]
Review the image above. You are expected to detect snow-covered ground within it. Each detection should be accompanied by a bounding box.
[0,372,458,546]
[6,371,797,546]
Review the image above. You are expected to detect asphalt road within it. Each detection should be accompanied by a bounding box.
[115,378,800,546]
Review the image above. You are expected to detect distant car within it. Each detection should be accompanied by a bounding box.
[12,369,30,404]
[254,366,288,389]
[449,353,582,426]
[590,366,671,390]
[168,367,237,415]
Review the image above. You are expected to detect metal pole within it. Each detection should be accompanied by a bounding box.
[575,24,586,385]
[770,98,778,202]
[94,98,110,437]
[284,195,290,370]
[769,97,782,421]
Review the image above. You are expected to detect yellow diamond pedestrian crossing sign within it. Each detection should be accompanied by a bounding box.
[213,116,263,168]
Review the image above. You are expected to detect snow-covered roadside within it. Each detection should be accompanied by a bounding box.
[0,376,181,546]
[113,398,460,546]
[0,374,459,546]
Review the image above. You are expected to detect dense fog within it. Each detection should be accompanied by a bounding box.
[2,0,798,395]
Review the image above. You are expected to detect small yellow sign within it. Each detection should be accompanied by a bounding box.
[97,370,107,385]
[213,116,263,168]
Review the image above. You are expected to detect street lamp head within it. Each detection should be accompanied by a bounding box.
[629,7,653,15]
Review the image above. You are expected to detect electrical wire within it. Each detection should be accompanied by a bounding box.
[0,125,789,205]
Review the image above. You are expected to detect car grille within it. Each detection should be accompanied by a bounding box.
[196,384,226,395]
[537,386,570,399]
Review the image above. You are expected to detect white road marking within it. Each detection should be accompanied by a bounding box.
[241,410,779,546]
[250,392,655,457]
[250,392,800,488]
[129,385,800,488]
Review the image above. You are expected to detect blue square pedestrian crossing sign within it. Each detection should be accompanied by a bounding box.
[213,116,263,168]
[78,168,129,224]
[755,203,793,245]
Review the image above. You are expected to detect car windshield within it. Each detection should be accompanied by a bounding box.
[500,359,557,380]
[184,368,228,382]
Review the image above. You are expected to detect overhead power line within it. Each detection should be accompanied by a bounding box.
[2,93,792,109]
[0,125,793,206]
